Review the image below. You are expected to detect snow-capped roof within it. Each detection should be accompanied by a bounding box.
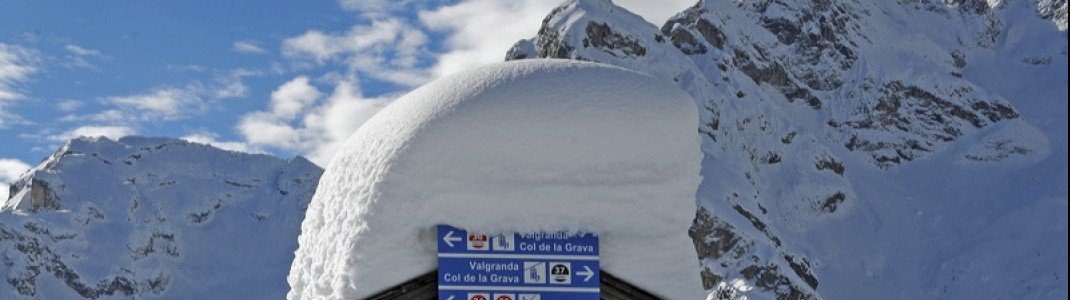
[287,59,706,299]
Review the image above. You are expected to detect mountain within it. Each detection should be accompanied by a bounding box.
[0,137,322,299]
[1,1,1065,299]
[508,0,1067,299]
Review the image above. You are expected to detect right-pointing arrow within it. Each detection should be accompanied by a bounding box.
[577,265,594,282]
[443,230,462,247]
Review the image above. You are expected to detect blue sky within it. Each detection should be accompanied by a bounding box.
[0,0,694,189]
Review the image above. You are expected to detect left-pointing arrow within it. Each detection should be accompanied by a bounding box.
[577,265,595,282]
[443,230,462,247]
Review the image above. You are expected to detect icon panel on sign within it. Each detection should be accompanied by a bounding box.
[467,233,489,251]
[518,294,540,300]
[549,262,572,285]
[492,233,515,251]
[523,261,546,284]
[468,293,489,300]
[493,293,515,300]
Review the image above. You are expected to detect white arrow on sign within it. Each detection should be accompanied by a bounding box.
[442,230,462,247]
[446,296,455,300]
[577,266,595,282]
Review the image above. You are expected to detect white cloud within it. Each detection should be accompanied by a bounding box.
[301,78,393,164]
[213,69,256,99]
[0,158,31,200]
[104,86,206,120]
[78,67,256,122]
[48,125,135,142]
[238,76,393,165]
[282,19,433,86]
[166,64,208,72]
[418,0,694,79]
[247,0,698,165]
[181,133,260,153]
[270,76,321,119]
[56,99,84,112]
[236,76,322,150]
[419,0,559,78]
[0,43,40,127]
[337,0,416,18]
[63,44,108,70]
[214,78,249,99]
[284,0,695,86]
[63,108,124,123]
[239,111,304,150]
[0,159,30,182]
[338,0,393,12]
[64,44,103,57]
[53,69,253,150]
[283,31,335,62]
[233,40,268,54]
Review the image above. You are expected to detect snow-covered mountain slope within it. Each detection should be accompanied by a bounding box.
[0,137,321,299]
[508,0,1067,299]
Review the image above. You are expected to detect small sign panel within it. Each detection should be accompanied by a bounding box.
[437,225,599,300]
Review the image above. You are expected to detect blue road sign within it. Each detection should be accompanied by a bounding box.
[437,225,600,300]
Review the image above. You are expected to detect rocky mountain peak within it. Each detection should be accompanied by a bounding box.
[1,136,322,298]
[508,0,1064,298]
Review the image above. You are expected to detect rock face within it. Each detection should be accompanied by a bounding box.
[0,137,322,299]
[5,179,62,211]
[1037,0,1069,30]
[510,0,1066,299]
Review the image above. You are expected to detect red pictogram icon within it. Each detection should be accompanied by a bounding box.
[468,234,488,249]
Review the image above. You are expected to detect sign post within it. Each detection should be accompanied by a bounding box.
[437,225,600,300]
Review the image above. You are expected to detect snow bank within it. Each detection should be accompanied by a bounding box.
[287,59,706,299]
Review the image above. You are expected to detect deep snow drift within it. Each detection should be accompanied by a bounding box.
[287,60,706,299]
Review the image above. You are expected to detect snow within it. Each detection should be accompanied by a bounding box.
[0,136,322,299]
[287,59,706,299]
[0,1,1061,299]
[508,0,1067,299]
[510,0,716,103]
